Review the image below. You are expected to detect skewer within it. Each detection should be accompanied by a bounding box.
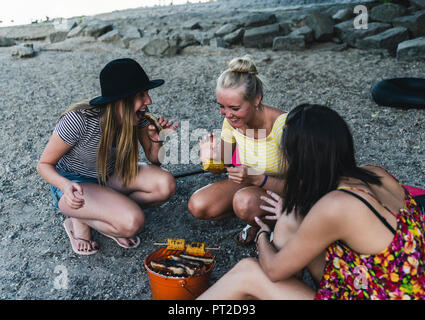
[173,169,206,179]
[153,242,220,250]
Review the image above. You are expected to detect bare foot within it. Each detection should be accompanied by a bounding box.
[97,230,141,249]
[71,218,99,252]
[115,236,139,248]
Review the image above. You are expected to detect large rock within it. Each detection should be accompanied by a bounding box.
[392,10,425,37]
[243,23,282,48]
[272,34,305,51]
[127,38,150,51]
[192,30,215,46]
[290,26,314,44]
[214,23,239,37]
[142,38,179,57]
[370,3,407,23]
[305,11,335,42]
[182,20,202,30]
[397,37,425,61]
[121,26,143,48]
[98,29,122,43]
[223,28,245,45]
[409,0,425,9]
[11,43,36,58]
[53,19,77,32]
[83,20,113,38]
[242,13,276,28]
[334,20,391,47]
[0,24,54,40]
[357,27,410,56]
[210,37,229,48]
[67,25,85,38]
[332,8,354,23]
[0,37,15,47]
[178,33,201,49]
[48,31,68,43]
[42,36,96,51]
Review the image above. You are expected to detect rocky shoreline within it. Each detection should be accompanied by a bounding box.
[1,0,425,60]
[0,0,424,300]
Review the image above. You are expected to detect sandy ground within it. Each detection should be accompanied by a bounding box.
[0,31,424,299]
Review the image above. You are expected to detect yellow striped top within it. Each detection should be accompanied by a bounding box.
[220,113,287,176]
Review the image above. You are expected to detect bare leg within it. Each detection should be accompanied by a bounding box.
[59,164,176,249]
[107,163,176,208]
[197,258,315,300]
[233,186,275,226]
[232,186,279,243]
[59,182,145,248]
[188,179,250,220]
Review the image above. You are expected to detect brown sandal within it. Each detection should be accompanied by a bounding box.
[235,225,258,246]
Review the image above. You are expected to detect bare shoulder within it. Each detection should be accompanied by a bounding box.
[264,106,287,124]
[305,190,351,224]
[266,105,286,115]
[298,190,353,240]
[361,164,405,200]
[361,164,386,176]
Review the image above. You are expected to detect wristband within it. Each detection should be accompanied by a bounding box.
[255,230,271,244]
[259,174,268,188]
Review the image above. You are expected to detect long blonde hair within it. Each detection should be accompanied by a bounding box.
[59,96,139,187]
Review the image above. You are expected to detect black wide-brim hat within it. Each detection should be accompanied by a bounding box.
[89,58,164,106]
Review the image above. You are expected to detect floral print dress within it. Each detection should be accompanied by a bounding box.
[315,180,425,300]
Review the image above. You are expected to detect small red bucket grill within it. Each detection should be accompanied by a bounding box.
[144,247,214,300]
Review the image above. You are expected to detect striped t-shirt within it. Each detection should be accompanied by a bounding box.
[55,107,150,179]
[221,112,287,176]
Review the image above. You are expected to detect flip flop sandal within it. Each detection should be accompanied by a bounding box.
[63,218,99,256]
[98,231,141,249]
[235,224,258,246]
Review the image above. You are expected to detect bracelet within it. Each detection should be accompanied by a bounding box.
[148,136,164,143]
[259,174,268,188]
[255,230,271,244]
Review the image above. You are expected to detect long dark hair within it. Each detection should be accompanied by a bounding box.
[281,104,381,218]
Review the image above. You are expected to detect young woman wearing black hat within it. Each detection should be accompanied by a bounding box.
[37,58,178,255]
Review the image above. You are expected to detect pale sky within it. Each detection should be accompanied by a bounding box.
[0,0,210,26]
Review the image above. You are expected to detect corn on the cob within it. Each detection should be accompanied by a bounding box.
[202,158,225,171]
[166,238,185,251]
[185,241,206,256]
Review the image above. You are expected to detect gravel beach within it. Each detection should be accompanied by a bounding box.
[0,1,424,300]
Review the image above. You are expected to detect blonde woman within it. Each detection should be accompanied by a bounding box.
[188,55,287,245]
[37,58,177,255]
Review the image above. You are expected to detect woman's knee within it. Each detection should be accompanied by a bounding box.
[232,189,258,221]
[116,207,145,237]
[155,171,176,200]
[229,258,261,281]
[188,193,209,219]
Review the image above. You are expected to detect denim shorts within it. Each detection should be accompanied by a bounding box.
[50,170,99,209]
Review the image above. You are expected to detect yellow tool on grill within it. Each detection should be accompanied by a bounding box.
[154,238,220,256]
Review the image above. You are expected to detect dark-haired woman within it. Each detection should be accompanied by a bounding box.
[198,104,425,300]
